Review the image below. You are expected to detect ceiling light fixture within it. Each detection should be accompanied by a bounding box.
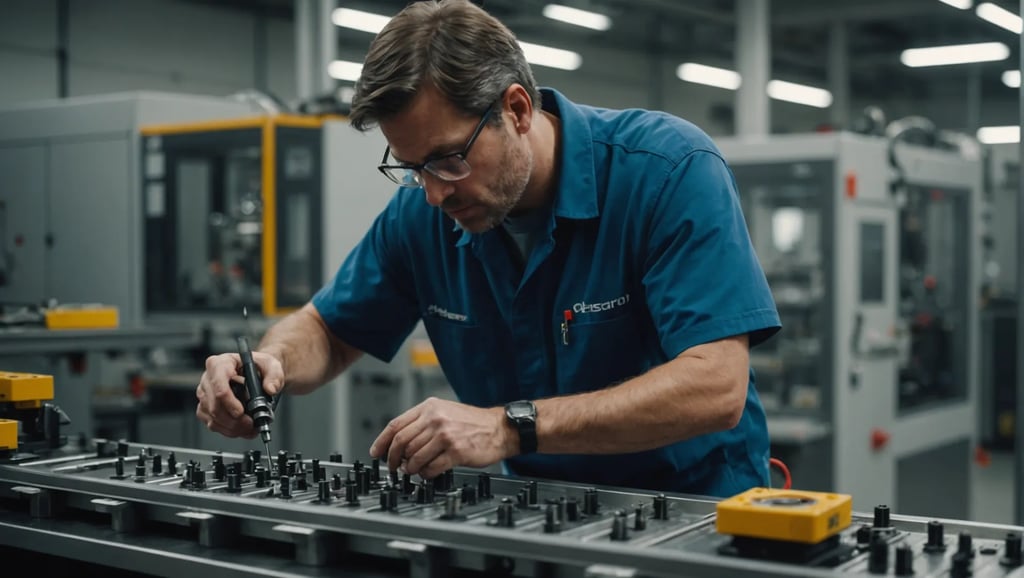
[676,63,742,90]
[1003,70,1021,87]
[518,41,582,70]
[327,60,364,82]
[977,125,1020,144]
[975,2,1023,33]
[331,8,390,34]
[542,4,612,31]
[900,42,1010,66]
[766,80,833,108]
[937,0,973,9]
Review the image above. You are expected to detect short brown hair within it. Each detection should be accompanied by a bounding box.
[349,0,540,131]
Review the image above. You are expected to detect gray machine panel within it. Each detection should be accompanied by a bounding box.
[0,144,46,303]
[1,440,1023,577]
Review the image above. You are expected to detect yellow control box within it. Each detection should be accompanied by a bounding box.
[44,306,119,330]
[0,419,17,451]
[716,487,853,544]
[0,372,55,405]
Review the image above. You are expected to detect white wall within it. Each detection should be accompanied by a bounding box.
[0,0,1016,138]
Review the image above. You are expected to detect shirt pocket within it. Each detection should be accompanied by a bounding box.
[555,310,653,395]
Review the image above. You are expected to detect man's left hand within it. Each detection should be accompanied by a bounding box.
[369,397,514,479]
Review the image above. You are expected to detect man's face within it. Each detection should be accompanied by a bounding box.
[379,87,533,233]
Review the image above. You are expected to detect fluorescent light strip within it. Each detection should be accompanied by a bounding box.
[518,41,582,70]
[332,8,390,34]
[900,41,1009,67]
[328,60,363,82]
[1003,70,1021,88]
[766,80,833,108]
[977,125,1020,144]
[976,2,1023,33]
[542,4,611,31]
[676,63,742,90]
[938,0,972,9]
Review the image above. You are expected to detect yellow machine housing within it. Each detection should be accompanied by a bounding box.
[715,487,853,544]
[0,372,56,453]
[44,306,119,330]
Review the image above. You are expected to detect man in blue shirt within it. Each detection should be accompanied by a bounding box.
[196,0,780,497]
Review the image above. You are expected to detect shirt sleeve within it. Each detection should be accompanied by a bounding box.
[311,200,421,362]
[642,149,781,357]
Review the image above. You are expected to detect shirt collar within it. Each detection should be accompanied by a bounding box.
[454,87,598,247]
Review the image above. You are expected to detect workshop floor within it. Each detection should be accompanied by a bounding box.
[972,449,1017,525]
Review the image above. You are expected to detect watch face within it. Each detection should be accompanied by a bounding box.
[507,400,535,419]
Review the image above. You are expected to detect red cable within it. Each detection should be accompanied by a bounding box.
[769,457,792,490]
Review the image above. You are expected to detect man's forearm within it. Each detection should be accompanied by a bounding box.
[532,335,750,455]
[257,303,362,394]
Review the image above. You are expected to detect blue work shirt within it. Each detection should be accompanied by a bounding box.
[313,88,781,497]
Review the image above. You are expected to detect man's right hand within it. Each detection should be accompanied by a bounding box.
[196,352,285,439]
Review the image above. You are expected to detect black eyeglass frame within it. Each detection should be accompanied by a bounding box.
[377,103,496,187]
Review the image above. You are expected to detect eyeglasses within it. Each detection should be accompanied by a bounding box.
[377,104,495,188]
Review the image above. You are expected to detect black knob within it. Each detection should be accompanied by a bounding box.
[277,450,288,475]
[611,510,629,541]
[371,458,381,483]
[167,452,177,475]
[318,480,332,503]
[958,532,974,558]
[212,454,225,481]
[422,478,435,502]
[516,488,529,508]
[286,461,297,477]
[403,473,414,494]
[134,463,146,480]
[527,480,538,505]
[1003,532,1023,567]
[152,454,162,475]
[634,505,647,531]
[192,468,205,489]
[443,490,461,519]
[583,488,599,516]
[444,470,455,493]
[868,540,888,574]
[653,494,669,520]
[857,524,873,546]
[242,452,253,475]
[544,504,561,533]
[353,459,363,471]
[329,452,343,463]
[279,476,291,499]
[950,552,971,578]
[226,473,241,493]
[256,468,268,487]
[345,479,358,504]
[112,457,125,479]
[566,498,581,522]
[297,471,308,491]
[478,473,492,499]
[357,469,371,494]
[117,439,129,457]
[380,487,399,511]
[462,484,478,505]
[389,470,400,487]
[923,520,945,552]
[312,459,321,482]
[332,473,342,491]
[894,543,913,575]
[497,499,515,527]
[137,452,146,467]
[873,505,891,528]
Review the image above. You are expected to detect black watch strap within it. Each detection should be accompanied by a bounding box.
[517,418,537,455]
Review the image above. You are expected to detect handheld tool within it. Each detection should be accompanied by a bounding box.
[235,334,277,474]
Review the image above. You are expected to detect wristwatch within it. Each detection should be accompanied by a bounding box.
[504,400,538,455]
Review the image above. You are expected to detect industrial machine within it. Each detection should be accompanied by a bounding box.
[716,131,983,520]
[2,437,1023,577]
[0,372,69,459]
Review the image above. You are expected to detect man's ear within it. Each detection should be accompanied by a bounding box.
[504,83,534,135]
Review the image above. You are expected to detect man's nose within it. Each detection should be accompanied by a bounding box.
[422,172,456,207]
